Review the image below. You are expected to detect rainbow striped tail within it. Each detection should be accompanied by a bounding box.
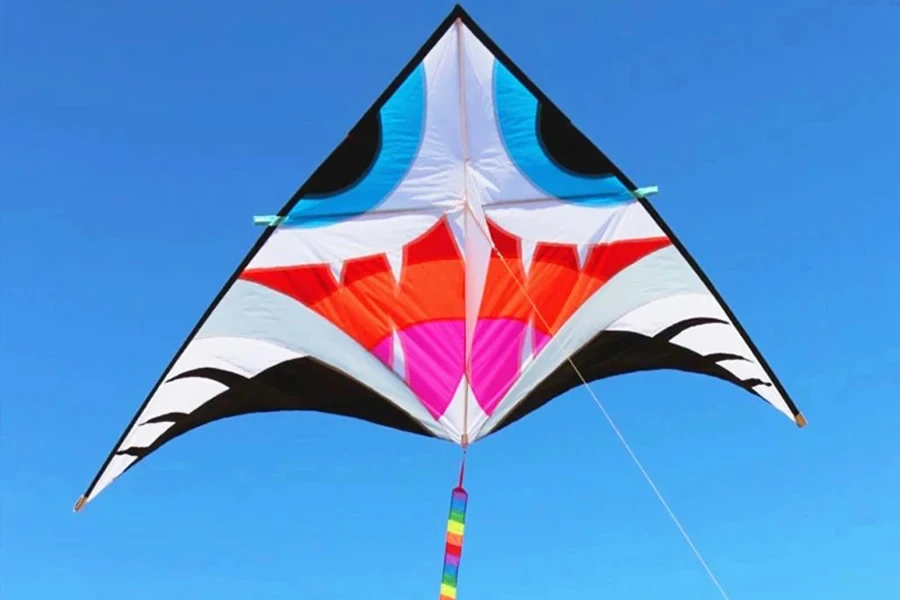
[439,486,468,600]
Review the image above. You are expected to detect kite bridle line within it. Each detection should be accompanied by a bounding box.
[463,201,734,600]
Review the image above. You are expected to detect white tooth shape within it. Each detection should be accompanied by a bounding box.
[391,329,406,380]
[438,377,473,443]
[385,249,404,283]
[446,211,467,259]
[575,244,592,270]
[329,261,345,283]
[520,240,537,275]
[520,319,534,370]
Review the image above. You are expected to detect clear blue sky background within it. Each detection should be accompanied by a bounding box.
[2,1,898,598]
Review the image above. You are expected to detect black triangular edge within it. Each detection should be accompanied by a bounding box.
[78,2,803,510]
[453,5,803,424]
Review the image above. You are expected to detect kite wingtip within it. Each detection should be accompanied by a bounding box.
[795,412,807,428]
[73,496,86,513]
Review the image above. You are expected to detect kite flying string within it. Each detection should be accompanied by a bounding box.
[468,209,733,600]
[566,374,733,600]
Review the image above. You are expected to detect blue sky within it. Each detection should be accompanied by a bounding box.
[2,1,899,598]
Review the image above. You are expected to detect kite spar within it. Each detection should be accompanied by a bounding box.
[76,5,805,597]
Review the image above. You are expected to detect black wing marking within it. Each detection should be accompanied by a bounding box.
[115,357,435,467]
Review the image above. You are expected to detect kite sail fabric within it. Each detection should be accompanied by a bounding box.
[76,5,803,511]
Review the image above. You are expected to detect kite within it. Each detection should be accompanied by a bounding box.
[76,5,804,597]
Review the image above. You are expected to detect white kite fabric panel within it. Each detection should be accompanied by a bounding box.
[77,16,801,510]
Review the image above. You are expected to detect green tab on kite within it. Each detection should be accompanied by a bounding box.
[633,186,659,199]
[253,215,284,226]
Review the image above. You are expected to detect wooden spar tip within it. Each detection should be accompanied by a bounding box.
[795,412,808,428]
[73,495,86,513]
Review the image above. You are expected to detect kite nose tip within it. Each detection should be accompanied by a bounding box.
[795,413,808,428]
[73,495,86,513]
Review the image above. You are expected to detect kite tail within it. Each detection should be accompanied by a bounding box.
[439,455,468,600]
